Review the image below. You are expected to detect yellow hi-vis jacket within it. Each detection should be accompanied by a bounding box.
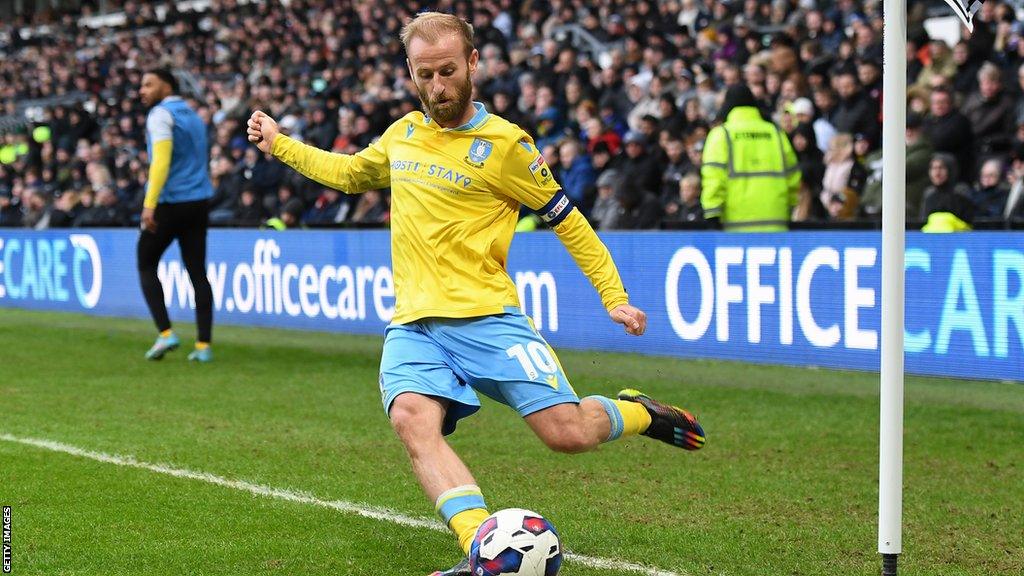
[921,211,972,232]
[701,107,801,232]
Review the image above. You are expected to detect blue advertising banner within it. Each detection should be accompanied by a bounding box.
[0,229,1020,381]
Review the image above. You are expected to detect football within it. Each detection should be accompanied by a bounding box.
[469,508,562,576]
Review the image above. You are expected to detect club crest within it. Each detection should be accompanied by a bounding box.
[465,138,493,167]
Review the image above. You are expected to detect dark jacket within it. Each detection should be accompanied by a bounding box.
[961,90,1016,155]
[73,203,129,227]
[920,153,976,223]
[923,112,975,182]
[860,138,933,218]
[969,184,1009,219]
[831,91,878,140]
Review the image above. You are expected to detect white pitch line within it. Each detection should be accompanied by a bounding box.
[1,433,689,576]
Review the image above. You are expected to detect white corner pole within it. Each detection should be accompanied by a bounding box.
[879,0,907,574]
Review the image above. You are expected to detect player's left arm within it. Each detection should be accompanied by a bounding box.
[501,138,645,336]
[551,210,646,335]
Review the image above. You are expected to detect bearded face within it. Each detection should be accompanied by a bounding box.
[417,67,473,125]
[406,33,478,128]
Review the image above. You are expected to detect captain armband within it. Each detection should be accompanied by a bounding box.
[535,190,573,227]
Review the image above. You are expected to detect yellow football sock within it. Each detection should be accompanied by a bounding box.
[450,508,490,555]
[613,399,652,436]
[195,342,210,350]
[160,329,174,338]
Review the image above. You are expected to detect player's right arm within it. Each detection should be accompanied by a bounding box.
[141,106,175,232]
[247,110,389,193]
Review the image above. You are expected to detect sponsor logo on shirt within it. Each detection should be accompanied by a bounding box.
[529,154,553,186]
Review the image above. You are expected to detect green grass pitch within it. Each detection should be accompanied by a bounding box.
[0,308,1021,576]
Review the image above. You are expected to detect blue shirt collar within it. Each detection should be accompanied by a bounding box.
[425,101,489,132]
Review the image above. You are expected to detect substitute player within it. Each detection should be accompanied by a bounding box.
[138,68,215,362]
[247,13,705,575]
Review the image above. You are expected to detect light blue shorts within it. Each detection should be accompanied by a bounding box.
[379,307,580,435]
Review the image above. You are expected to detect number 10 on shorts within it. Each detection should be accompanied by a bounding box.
[506,342,557,381]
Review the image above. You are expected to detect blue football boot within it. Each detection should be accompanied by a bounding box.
[145,332,180,360]
[187,347,213,363]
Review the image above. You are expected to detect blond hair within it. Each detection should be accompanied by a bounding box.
[680,173,701,190]
[400,12,475,59]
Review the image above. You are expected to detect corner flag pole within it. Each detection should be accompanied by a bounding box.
[879,3,981,574]
[879,0,907,574]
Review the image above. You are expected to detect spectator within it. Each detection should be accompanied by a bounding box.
[0,186,22,227]
[820,133,865,222]
[663,173,704,225]
[659,134,692,204]
[962,62,1016,157]
[48,192,81,228]
[915,39,957,91]
[349,189,388,225]
[860,112,934,219]
[791,97,835,154]
[831,71,879,143]
[970,158,1010,219]
[233,186,265,228]
[21,188,49,229]
[853,133,874,162]
[305,107,338,151]
[610,131,660,199]
[951,40,982,96]
[790,122,825,198]
[857,59,883,106]
[557,139,596,213]
[581,117,621,157]
[920,153,976,231]
[923,87,975,182]
[1014,63,1024,124]
[591,169,622,231]
[74,186,128,227]
[1006,158,1024,222]
[263,197,306,231]
[265,183,300,219]
[305,188,348,226]
[209,155,241,225]
[613,179,663,230]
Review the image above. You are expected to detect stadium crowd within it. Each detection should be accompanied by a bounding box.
[2,0,1024,230]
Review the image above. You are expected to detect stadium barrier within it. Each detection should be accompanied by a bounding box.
[0,229,1020,382]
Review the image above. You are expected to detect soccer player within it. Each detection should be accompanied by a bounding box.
[137,68,215,362]
[246,13,705,575]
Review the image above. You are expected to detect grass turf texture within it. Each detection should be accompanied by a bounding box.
[0,308,1020,576]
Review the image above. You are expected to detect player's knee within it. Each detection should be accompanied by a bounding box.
[388,396,439,444]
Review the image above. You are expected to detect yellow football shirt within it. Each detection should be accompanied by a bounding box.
[271,102,628,324]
